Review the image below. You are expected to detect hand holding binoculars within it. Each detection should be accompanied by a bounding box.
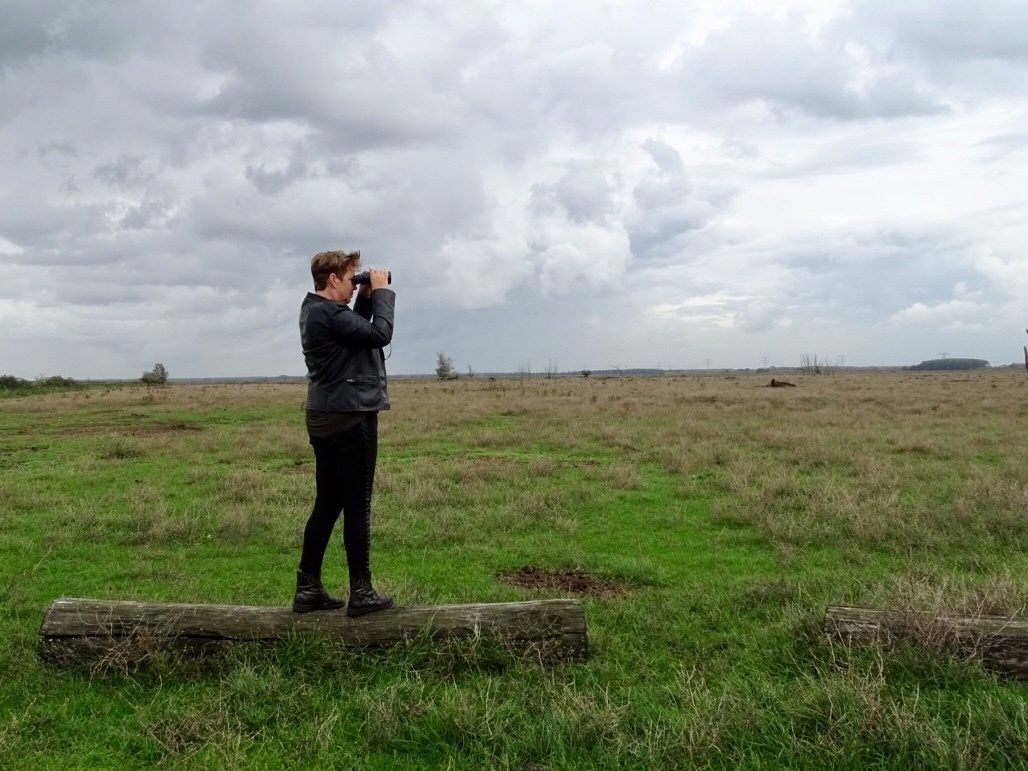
[352,270,392,286]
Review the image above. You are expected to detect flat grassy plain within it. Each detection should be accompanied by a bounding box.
[3,371,1028,769]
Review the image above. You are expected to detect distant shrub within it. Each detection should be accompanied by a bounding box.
[141,363,169,385]
[435,353,459,380]
[0,374,81,395]
[37,375,82,389]
[907,358,990,371]
[0,375,31,391]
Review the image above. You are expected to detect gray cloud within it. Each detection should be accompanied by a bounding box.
[0,1,1026,377]
[670,13,946,121]
[531,163,614,225]
[857,0,1028,64]
[627,140,726,265]
[245,157,311,196]
[94,154,160,188]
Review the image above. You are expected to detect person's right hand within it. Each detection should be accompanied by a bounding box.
[369,268,390,291]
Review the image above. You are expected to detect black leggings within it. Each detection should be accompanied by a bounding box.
[298,413,378,583]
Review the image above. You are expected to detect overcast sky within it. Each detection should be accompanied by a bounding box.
[1,0,1026,378]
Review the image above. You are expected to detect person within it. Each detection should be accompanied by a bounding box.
[293,250,395,616]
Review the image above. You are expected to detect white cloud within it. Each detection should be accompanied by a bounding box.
[648,293,746,330]
[0,1,1026,377]
[887,298,985,326]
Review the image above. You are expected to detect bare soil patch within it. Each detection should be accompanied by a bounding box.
[131,421,204,436]
[24,419,205,438]
[498,566,627,598]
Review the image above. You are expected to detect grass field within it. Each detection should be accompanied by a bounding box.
[3,371,1028,769]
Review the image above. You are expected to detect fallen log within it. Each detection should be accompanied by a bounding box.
[824,605,1028,678]
[40,598,587,668]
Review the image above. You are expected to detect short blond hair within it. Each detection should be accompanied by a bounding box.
[311,250,361,291]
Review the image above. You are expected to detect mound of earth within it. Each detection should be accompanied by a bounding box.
[497,566,626,598]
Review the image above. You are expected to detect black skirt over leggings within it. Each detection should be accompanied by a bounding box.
[298,412,378,583]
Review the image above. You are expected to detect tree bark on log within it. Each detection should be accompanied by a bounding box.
[39,598,587,668]
[824,605,1028,678]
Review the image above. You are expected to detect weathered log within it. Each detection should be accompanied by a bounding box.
[824,605,1028,678]
[39,598,587,668]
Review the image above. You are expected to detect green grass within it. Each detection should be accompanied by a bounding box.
[3,374,1028,768]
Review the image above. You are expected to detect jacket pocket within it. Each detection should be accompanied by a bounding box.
[346,377,385,410]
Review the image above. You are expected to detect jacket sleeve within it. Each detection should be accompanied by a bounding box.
[326,289,394,348]
[353,293,373,321]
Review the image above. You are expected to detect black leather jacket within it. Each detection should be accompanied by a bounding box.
[300,289,395,412]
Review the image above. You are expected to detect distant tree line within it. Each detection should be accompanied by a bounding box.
[0,363,170,397]
[0,375,82,396]
[906,358,990,371]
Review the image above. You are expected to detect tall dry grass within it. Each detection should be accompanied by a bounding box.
[7,372,1026,565]
[381,371,1028,560]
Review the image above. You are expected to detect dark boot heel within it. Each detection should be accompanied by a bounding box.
[293,571,346,614]
[346,577,393,617]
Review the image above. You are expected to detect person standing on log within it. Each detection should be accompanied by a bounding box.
[293,250,395,616]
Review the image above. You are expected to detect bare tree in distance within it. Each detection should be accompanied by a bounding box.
[517,360,531,383]
[801,354,835,376]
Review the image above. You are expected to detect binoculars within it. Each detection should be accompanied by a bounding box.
[352,271,392,286]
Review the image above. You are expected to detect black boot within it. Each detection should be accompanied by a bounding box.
[292,571,346,614]
[346,576,393,617]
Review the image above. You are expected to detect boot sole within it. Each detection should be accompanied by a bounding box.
[346,599,394,617]
[292,600,347,614]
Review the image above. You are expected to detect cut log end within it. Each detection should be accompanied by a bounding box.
[824,605,1028,679]
[39,598,588,670]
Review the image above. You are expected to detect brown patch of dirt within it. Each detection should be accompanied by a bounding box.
[163,421,203,432]
[132,421,204,435]
[24,420,205,438]
[497,566,627,598]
